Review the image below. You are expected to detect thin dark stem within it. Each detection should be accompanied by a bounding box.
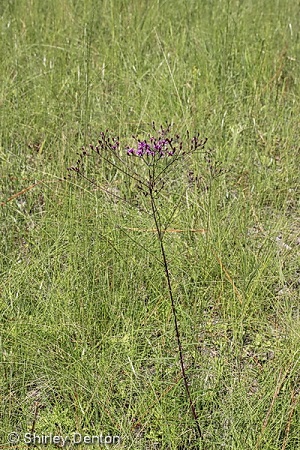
[116,225,164,267]
[95,151,148,188]
[149,187,203,441]
[71,170,151,216]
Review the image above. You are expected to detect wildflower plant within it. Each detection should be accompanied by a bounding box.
[67,123,209,441]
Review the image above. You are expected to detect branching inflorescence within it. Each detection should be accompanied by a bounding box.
[67,123,209,442]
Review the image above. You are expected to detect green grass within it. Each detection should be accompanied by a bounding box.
[0,0,299,448]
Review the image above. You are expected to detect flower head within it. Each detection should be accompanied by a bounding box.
[126,135,174,158]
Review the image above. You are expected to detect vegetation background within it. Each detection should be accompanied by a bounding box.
[0,0,299,448]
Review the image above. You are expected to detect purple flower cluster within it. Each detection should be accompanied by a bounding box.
[67,125,209,180]
[127,137,175,158]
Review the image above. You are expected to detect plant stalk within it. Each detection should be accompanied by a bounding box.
[149,187,203,441]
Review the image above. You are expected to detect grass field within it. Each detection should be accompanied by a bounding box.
[0,1,299,448]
